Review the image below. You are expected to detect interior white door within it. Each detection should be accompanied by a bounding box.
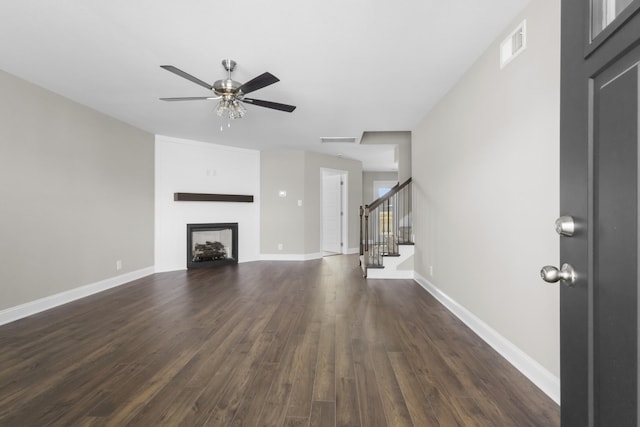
[322,173,342,254]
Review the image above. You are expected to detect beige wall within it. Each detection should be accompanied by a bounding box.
[261,150,362,256]
[0,69,154,311]
[361,131,411,181]
[362,171,398,204]
[412,0,560,377]
[260,150,306,254]
[304,151,363,254]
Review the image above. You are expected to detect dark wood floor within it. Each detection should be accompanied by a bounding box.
[0,255,559,426]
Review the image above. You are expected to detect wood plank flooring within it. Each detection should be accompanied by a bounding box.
[0,255,559,426]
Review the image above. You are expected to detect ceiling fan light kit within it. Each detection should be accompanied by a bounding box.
[160,59,296,125]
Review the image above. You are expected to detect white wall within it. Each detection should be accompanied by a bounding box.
[155,135,260,271]
[412,0,560,399]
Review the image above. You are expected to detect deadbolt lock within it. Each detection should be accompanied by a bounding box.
[555,216,575,237]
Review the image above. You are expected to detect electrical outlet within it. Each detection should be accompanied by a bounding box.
[429,265,433,276]
[277,243,283,251]
[116,260,122,271]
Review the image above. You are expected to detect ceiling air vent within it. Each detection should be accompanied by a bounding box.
[320,137,357,144]
[500,20,526,69]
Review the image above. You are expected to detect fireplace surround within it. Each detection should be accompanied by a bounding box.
[186,222,238,269]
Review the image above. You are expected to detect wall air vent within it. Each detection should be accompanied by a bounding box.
[500,20,526,69]
[320,137,358,144]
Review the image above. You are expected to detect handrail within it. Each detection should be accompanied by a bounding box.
[367,177,412,211]
[360,176,413,277]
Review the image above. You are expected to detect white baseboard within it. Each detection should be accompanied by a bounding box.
[153,266,186,273]
[413,272,560,404]
[261,250,359,260]
[366,269,415,279]
[260,253,323,261]
[0,267,155,326]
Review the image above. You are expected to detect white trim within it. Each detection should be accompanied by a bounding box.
[153,266,186,273]
[260,253,323,261]
[320,168,349,255]
[366,269,414,279]
[413,272,560,404]
[341,174,349,254]
[346,247,360,255]
[0,267,155,326]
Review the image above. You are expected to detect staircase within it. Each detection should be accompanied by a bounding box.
[360,178,414,278]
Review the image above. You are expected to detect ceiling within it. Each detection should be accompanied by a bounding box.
[0,0,529,171]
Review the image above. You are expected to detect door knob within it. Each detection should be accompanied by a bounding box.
[540,263,576,286]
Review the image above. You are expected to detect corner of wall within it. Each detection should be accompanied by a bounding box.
[155,136,261,271]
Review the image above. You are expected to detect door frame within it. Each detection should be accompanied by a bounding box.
[320,168,348,256]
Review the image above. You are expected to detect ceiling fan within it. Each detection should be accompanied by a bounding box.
[160,59,296,120]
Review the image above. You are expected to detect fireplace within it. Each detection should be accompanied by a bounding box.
[186,223,238,269]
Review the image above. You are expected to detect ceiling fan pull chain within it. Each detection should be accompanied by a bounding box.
[219,117,231,132]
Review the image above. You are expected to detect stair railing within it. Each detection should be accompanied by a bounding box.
[360,177,413,277]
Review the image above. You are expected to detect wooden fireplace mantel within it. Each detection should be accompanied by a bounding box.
[174,193,254,203]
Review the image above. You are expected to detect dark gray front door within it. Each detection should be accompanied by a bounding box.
[560,0,640,425]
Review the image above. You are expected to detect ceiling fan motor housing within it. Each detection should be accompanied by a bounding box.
[213,79,241,97]
[160,58,296,113]
[214,59,241,97]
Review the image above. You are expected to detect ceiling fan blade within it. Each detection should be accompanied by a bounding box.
[243,98,296,112]
[160,97,219,101]
[238,72,279,94]
[160,65,213,90]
